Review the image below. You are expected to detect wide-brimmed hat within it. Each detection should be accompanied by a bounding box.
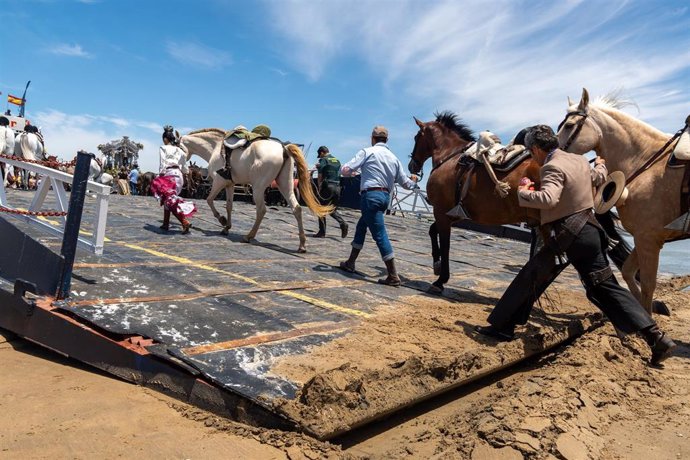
[594,170,628,214]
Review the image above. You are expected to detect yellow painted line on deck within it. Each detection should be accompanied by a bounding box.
[118,242,371,318]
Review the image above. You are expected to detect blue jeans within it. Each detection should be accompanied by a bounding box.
[352,191,394,261]
[130,182,138,195]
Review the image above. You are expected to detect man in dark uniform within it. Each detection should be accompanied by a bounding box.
[313,145,348,238]
[477,125,676,366]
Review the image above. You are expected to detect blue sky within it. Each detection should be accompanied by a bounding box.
[1,0,689,175]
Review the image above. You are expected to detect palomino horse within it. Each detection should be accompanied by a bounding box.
[408,112,543,294]
[557,89,689,313]
[180,128,332,252]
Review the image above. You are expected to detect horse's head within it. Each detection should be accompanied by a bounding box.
[557,88,602,154]
[409,111,475,174]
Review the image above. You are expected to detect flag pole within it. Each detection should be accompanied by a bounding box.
[19,80,31,118]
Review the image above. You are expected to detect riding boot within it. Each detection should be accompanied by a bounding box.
[378,258,401,287]
[313,217,326,237]
[160,210,171,231]
[339,247,360,273]
[172,210,192,234]
[641,325,677,366]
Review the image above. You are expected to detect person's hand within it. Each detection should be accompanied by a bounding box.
[594,156,605,166]
[518,177,534,192]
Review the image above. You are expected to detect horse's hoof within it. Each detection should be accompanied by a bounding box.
[433,261,442,276]
[220,228,229,236]
[242,236,252,243]
[218,216,228,226]
[652,300,671,316]
[297,248,307,254]
[427,284,444,296]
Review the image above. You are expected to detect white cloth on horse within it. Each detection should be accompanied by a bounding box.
[673,124,690,161]
[159,144,189,174]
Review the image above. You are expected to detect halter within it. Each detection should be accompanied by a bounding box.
[557,109,589,151]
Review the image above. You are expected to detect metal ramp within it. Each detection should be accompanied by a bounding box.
[0,191,599,439]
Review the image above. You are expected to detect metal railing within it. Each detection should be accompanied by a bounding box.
[0,154,111,255]
[388,185,434,218]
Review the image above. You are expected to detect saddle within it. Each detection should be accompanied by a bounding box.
[664,115,690,232]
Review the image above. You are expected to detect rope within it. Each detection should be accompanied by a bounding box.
[0,206,68,217]
[0,153,76,168]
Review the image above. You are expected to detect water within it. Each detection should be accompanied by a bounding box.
[657,238,690,276]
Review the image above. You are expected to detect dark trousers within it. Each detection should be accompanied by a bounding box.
[318,182,346,234]
[488,223,655,334]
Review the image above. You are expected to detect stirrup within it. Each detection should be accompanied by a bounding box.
[446,204,469,219]
[216,167,233,181]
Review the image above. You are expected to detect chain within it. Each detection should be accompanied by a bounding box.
[0,153,77,168]
[0,206,68,217]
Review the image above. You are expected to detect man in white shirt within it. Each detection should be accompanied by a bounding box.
[339,125,418,286]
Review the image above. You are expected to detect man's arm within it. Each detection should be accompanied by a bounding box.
[394,157,418,190]
[341,149,367,177]
[518,164,564,209]
[591,157,607,187]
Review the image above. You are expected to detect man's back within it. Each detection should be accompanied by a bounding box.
[539,150,596,223]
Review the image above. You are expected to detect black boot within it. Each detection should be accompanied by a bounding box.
[475,324,515,342]
[340,222,349,238]
[160,210,171,231]
[378,258,401,287]
[339,247,360,273]
[642,325,677,366]
[216,167,233,181]
[313,217,326,237]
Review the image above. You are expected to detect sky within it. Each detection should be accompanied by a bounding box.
[1,0,689,176]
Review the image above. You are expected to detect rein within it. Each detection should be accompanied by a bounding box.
[625,123,686,186]
[557,109,588,151]
[431,142,475,173]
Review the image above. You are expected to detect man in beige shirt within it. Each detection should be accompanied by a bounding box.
[477,125,675,366]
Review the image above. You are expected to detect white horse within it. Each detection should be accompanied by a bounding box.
[180,128,332,252]
[66,155,114,186]
[11,129,44,189]
[0,125,16,186]
[557,88,688,313]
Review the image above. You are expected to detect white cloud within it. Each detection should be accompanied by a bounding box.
[266,0,690,135]
[166,41,232,69]
[48,43,92,58]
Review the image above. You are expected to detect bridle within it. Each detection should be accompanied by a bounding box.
[409,128,475,179]
[557,109,589,151]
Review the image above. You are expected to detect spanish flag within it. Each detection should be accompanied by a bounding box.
[8,94,24,106]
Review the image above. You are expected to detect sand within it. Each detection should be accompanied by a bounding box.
[1,276,689,459]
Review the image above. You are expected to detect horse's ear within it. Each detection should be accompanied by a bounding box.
[413,116,424,128]
[578,88,590,111]
[567,96,574,106]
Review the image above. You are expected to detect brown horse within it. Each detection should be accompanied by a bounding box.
[408,112,543,294]
[556,89,689,313]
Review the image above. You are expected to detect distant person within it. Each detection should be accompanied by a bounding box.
[312,145,348,238]
[339,125,419,286]
[476,125,676,366]
[150,126,196,233]
[129,164,140,196]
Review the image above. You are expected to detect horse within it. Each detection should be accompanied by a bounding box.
[13,126,45,190]
[180,128,332,252]
[65,155,114,187]
[408,112,543,294]
[138,172,156,196]
[0,124,16,186]
[184,161,204,199]
[556,88,689,313]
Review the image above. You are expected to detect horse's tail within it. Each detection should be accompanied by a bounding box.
[284,144,334,217]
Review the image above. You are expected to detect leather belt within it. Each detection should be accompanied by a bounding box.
[362,187,389,193]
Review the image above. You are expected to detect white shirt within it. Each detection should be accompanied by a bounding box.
[159,145,188,174]
[341,142,417,192]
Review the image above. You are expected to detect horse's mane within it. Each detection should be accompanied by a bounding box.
[434,111,476,142]
[590,92,667,139]
[186,127,226,136]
